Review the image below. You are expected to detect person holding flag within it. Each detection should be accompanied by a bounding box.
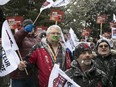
[10,19,40,87]
[18,25,71,87]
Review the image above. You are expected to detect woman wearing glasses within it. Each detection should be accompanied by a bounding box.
[94,39,116,87]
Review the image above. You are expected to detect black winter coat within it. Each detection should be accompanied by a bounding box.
[94,54,116,87]
[65,60,109,87]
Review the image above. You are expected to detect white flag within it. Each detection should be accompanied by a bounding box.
[0,0,10,5]
[40,0,54,12]
[52,0,71,7]
[0,49,20,76]
[48,64,80,87]
[2,20,19,51]
[69,28,79,47]
[113,14,116,22]
[0,20,20,76]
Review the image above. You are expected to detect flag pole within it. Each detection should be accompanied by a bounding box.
[33,11,42,24]
[17,50,28,75]
[55,21,57,25]
[100,23,103,35]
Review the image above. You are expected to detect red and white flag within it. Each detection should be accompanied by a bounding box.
[40,0,71,12]
[40,0,54,12]
[0,0,10,5]
[0,20,20,76]
[48,64,80,87]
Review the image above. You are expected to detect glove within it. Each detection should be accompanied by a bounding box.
[24,24,35,32]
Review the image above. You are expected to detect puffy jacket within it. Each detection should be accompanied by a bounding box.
[94,54,116,87]
[26,39,71,87]
[10,29,40,79]
[65,60,109,87]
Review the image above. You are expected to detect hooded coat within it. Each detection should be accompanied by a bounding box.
[65,60,109,87]
[94,39,116,87]
[94,54,116,87]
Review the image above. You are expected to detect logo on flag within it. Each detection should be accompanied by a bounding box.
[48,64,80,87]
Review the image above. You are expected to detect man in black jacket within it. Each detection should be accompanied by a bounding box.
[94,39,116,87]
[65,43,109,87]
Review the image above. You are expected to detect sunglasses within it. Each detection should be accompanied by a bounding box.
[98,44,109,48]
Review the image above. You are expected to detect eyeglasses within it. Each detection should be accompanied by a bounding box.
[49,32,61,35]
[98,44,109,48]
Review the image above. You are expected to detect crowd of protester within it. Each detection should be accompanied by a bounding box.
[1,1,116,87]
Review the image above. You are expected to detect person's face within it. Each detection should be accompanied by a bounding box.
[97,42,110,57]
[77,50,92,66]
[47,28,61,43]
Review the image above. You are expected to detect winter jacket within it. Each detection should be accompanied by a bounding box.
[26,39,71,87]
[65,60,109,87]
[94,54,116,87]
[10,29,40,79]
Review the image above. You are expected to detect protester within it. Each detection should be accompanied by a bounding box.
[0,8,10,87]
[94,39,116,87]
[18,25,71,87]
[65,43,109,87]
[10,19,40,87]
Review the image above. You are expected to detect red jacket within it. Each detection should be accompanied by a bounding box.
[28,39,71,87]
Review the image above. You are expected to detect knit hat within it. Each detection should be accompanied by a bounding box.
[74,43,91,58]
[95,39,110,51]
[21,19,33,27]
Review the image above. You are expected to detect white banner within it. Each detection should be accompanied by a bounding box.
[48,64,80,87]
[0,20,20,76]
[0,0,10,5]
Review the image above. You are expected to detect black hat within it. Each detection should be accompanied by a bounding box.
[74,43,91,58]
